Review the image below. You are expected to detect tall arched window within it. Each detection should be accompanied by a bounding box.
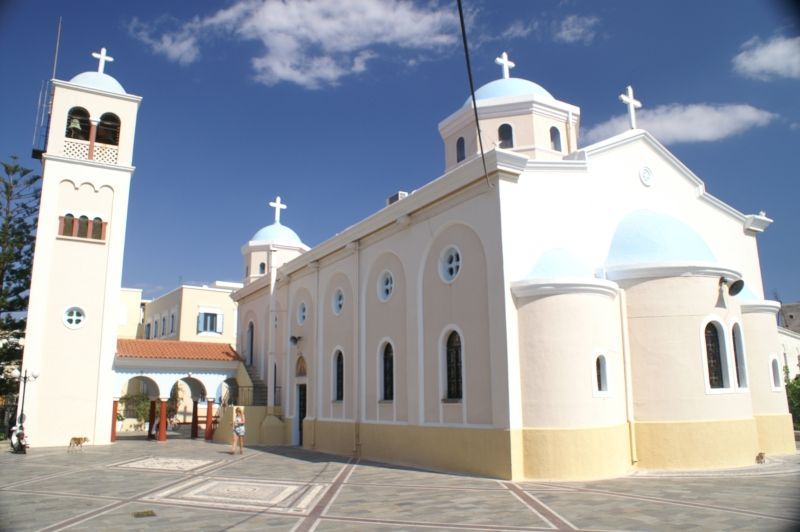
[62,213,75,236]
[77,215,89,238]
[595,355,607,392]
[498,124,513,148]
[247,322,254,365]
[456,136,465,163]
[91,217,103,239]
[705,322,727,389]
[382,343,394,401]
[96,112,121,145]
[550,126,562,152]
[445,331,462,400]
[334,351,344,401]
[259,262,266,275]
[65,107,90,140]
[732,324,747,388]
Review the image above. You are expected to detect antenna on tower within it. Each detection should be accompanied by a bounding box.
[32,17,63,159]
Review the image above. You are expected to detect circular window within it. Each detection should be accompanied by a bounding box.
[332,288,344,315]
[378,271,394,301]
[439,246,462,283]
[63,307,85,329]
[297,302,307,326]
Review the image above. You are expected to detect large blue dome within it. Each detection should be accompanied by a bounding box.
[69,71,126,94]
[526,248,593,278]
[606,210,716,267]
[466,77,554,106]
[251,222,305,246]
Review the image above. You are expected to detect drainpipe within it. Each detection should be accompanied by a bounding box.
[618,289,638,465]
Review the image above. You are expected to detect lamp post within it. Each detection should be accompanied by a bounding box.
[10,368,39,427]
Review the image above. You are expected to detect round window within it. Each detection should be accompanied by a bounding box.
[297,302,307,325]
[378,271,394,301]
[332,288,345,315]
[439,246,462,283]
[63,307,85,329]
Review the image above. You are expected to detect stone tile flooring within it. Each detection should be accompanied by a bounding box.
[0,437,798,531]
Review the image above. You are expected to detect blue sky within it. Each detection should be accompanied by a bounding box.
[1,1,799,302]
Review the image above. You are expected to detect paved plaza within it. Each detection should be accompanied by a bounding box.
[0,434,798,531]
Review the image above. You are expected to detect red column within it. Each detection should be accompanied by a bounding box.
[148,401,156,439]
[191,400,199,439]
[87,120,98,160]
[204,399,215,440]
[111,400,118,442]
[158,400,168,442]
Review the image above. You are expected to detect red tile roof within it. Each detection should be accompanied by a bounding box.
[116,339,242,362]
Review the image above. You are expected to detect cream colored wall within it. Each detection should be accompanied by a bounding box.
[624,276,754,421]
[142,287,181,339]
[516,291,625,428]
[744,310,791,414]
[364,252,408,423]
[320,270,355,420]
[778,327,800,380]
[118,288,142,339]
[421,223,492,426]
[176,286,237,344]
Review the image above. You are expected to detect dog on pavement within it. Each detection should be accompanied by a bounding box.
[68,436,89,451]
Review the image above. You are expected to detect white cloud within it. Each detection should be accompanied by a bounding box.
[553,14,599,45]
[502,19,538,40]
[130,0,459,89]
[583,103,777,145]
[732,35,800,81]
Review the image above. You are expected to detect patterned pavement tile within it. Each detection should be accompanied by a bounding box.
[347,460,503,490]
[0,491,112,532]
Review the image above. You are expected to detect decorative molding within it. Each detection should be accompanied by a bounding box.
[42,153,135,173]
[604,263,741,282]
[743,213,773,233]
[53,79,143,104]
[510,277,619,299]
[741,300,781,315]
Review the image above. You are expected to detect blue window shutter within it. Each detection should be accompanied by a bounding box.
[197,313,204,332]
[217,314,224,333]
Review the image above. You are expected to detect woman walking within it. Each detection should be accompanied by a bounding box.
[231,406,245,454]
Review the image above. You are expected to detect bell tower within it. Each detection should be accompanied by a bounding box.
[21,47,142,447]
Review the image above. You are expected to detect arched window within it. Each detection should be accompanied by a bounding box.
[259,262,266,275]
[732,324,747,388]
[62,213,75,236]
[445,331,462,400]
[705,322,728,389]
[456,136,465,163]
[77,215,89,238]
[595,355,607,392]
[334,351,344,401]
[498,124,513,148]
[296,356,307,378]
[550,126,562,152]
[65,107,90,140]
[96,112,121,146]
[771,358,781,388]
[382,343,394,401]
[154,320,159,338]
[247,322,254,364]
[91,217,103,239]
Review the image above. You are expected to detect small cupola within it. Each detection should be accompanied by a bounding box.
[438,51,581,171]
[242,196,308,285]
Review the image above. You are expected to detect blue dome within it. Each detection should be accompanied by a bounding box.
[69,71,126,94]
[466,78,554,106]
[606,210,716,267]
[251,222,304,246]
[527,248,593,278]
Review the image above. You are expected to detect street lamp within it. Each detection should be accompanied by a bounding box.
[10,368,39,426]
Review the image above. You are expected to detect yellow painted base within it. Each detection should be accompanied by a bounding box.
[634,418,759,470]
[521,423,632,480]
[754,414,796,455]
[259,415,285,445]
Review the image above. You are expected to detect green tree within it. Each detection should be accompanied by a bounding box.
[786,376,800,430]
[0,156,41,395]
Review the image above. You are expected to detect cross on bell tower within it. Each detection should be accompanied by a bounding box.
[92,47,114,74]
[269,196,287,224]
[495,51,516,79]
[619,85,642,130]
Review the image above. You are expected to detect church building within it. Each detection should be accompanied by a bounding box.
[232,52,795,480]
[17,47,795,480]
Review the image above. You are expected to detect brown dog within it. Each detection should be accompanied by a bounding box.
[68,437,89,451]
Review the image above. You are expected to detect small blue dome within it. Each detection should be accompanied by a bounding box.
[527,248,592,278]
[606,210,716,267]
[251,222,304,246]
[69,71,126,94]
[466,78,554,106]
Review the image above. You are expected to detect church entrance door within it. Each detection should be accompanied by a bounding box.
[297,384,306,446]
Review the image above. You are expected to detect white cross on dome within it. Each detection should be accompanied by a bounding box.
[495,51,515,79]
[269,196,287,224]
[92,47,114,74]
